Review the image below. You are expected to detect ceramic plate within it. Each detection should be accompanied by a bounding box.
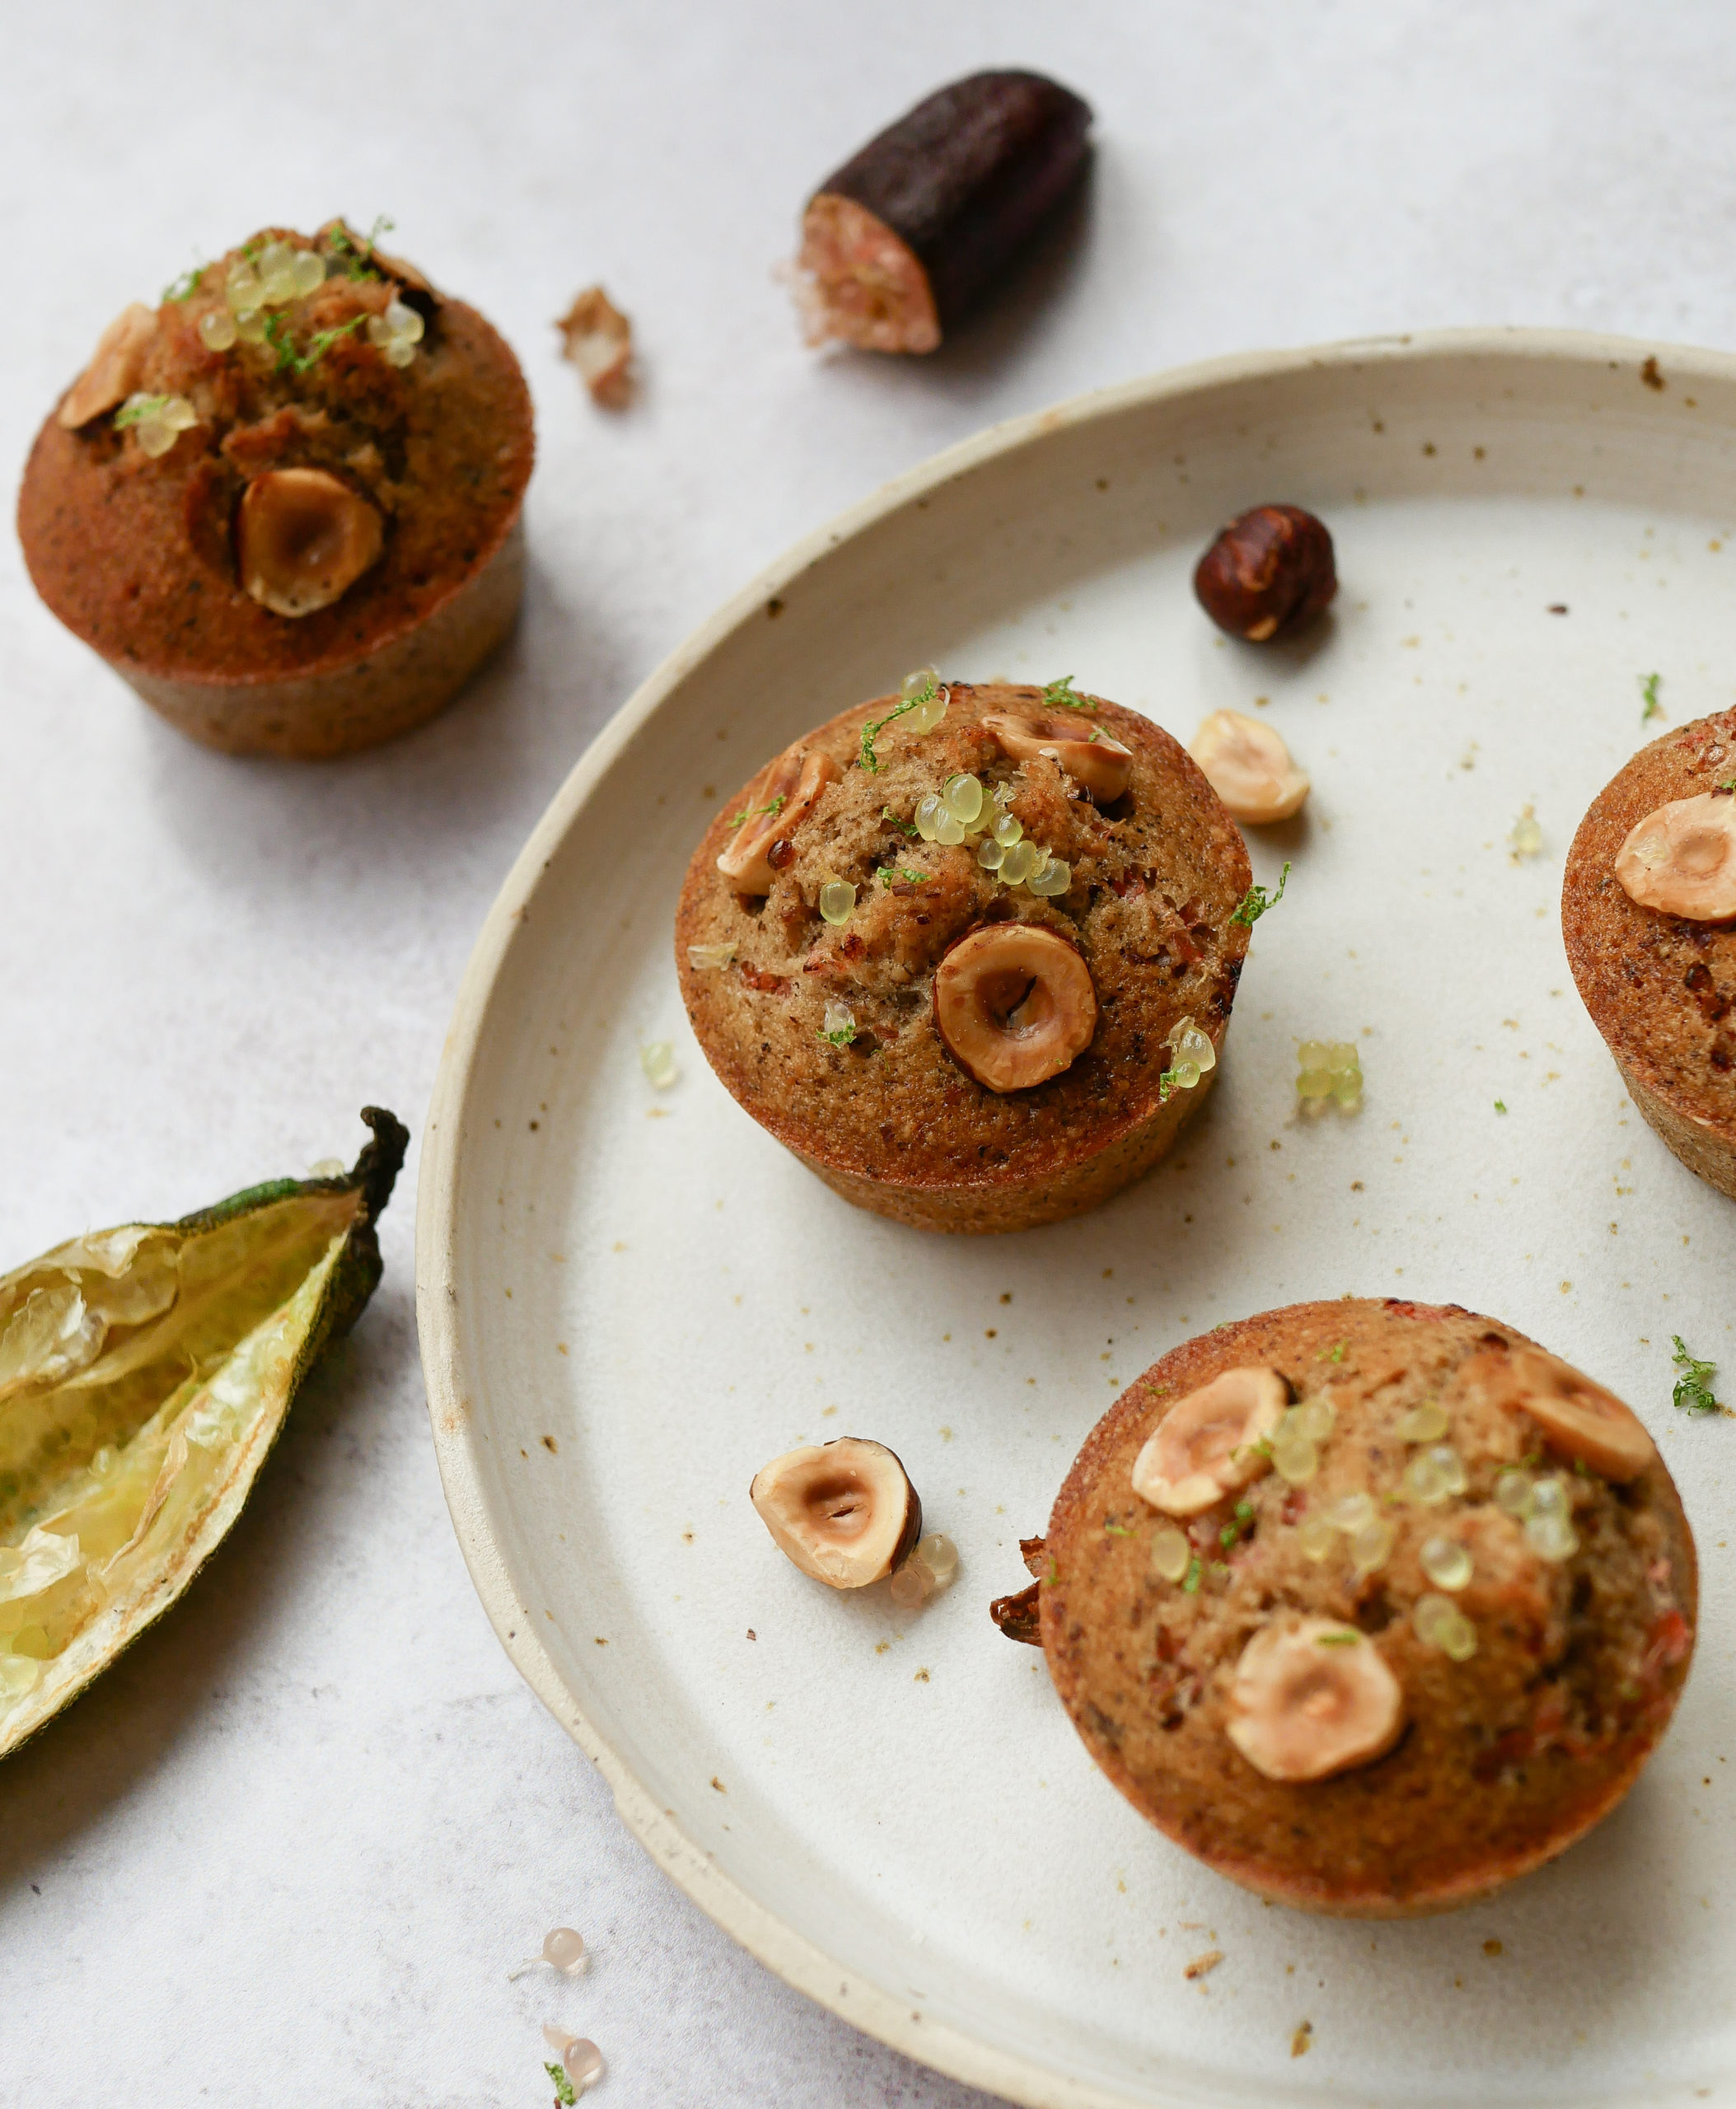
[418,330,1736,2109]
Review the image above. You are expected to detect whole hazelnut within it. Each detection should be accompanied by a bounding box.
[1193,504,1336,643]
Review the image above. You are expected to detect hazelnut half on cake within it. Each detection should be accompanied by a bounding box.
[1010,1298,1694,1916]
[17,222,533,758]
[676,676,1254,1232]
[1564,708,1736,1196]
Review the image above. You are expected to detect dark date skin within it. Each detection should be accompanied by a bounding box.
[1193,504,1336,643]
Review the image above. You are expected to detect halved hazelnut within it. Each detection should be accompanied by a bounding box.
[933,924,1096,1092]
[236,469,384,618]
[1188,709,1309,825]
[1467,1344,1655,1481]
[1615,793,1736,920]
[980,712,1134,802]
[1130,1367,1288,1515]
[1226,1616,1405,1782]
[750,1438,921,1588]
[717,746,842,896]
[57,303,157,428]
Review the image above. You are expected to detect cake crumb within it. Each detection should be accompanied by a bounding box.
[1184,1949,1224,1980]
[1291,2021,1313,2057]
[557,285,634,404]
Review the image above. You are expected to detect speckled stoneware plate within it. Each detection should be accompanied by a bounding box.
[418,330,1736,2109]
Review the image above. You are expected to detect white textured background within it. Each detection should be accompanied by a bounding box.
[4,3,1736,2105]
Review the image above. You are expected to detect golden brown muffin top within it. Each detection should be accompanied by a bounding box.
[17,222,532,680]
[675,680,1252,1201]
[1564,708,1736,1131]
[1040,1299,1696,1915]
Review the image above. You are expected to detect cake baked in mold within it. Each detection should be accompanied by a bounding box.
[18,221,532,758]
[1019,1298,1695,1915]
[1564,708,1736,1198]
[676,676,1255,1232]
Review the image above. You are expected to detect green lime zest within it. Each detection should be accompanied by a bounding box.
[1230,862,1290,928]
[162,260,204,303]
[1671,1335,1721,1416]
[264,310,365,376]
[1640,671,1663,722]
[726,792,785,830]
[1041,674,1098,713]
[859,676,938,774]
[113,395,172,428]
[545,2062,578,2106]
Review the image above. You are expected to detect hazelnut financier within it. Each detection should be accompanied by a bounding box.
[676,674,1255,1232]
[1010,1298,1694,1916]
[1563,708,1736,1196]
[18,222,532,758]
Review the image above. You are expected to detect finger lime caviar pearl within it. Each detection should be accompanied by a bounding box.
[900,666,948,732]
[1401,1443,1467,1504]
[888,1531,960,1608]
[115,391,199,459]
[1297,1040,1362,1111]
[1151,1523,1191,1581]
[1159,1015,1217,1101]
[1396,1400,1449,1443]
[1420,1535,1473,1591]
[1414,1591,1478,1661]
[1509,805,1543,859]
[640,1042,679,1089]
[819,998,857,1046]
[817,876,858,924]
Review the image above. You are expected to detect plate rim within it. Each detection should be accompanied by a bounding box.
[415,324,1736,2109]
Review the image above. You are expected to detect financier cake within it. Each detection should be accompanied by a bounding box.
[1004,1298,1695,1915]
[1563,708,1736,1196]
[676,674,1256,1232]
[17,221,533,758]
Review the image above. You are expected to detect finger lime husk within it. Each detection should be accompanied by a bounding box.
[0,1106,407,1756]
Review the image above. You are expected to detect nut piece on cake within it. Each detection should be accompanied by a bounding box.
[1013,1297,1696,1915]
[1130,1366,1288,1514]
[932,923,1096,1092]
[1226,1616,1406,1784]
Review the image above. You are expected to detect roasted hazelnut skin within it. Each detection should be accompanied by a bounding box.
[1193,504,1337,643]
